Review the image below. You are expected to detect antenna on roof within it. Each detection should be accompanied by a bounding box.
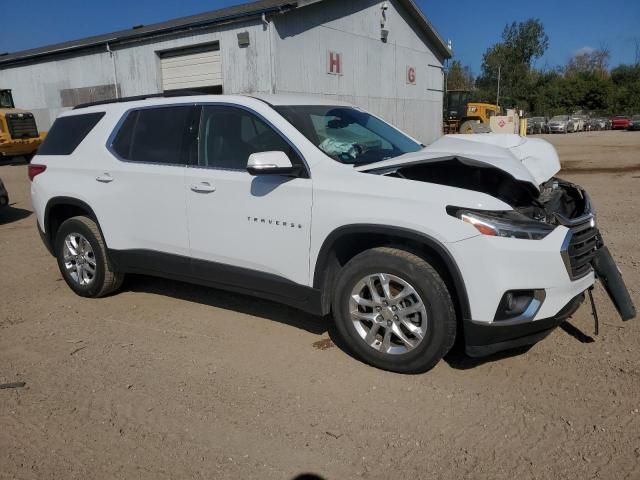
[132,24,144,30]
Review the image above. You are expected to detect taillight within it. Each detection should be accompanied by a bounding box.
[28,164,47,181]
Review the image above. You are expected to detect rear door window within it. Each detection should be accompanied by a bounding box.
[111,106,199,165]
[38,112,105,155]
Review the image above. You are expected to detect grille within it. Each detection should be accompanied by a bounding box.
[6,113,39,139]
[563,220,599,279]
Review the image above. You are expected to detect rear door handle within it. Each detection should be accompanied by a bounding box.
[190,182,216,193]
[96,173,113,183]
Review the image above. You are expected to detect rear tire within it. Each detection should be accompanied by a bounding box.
[332,247,456,373]
[55,216,124,298]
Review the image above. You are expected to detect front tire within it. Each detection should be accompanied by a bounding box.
[459,120,476,134]
[55,216,124,298]
[332,247,456,373]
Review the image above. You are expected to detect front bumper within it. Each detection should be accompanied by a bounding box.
[448,181,634,357]
[448,225,594,324]
[548,125,567,132]
[465,293,584,357]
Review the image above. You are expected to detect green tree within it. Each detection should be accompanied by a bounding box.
[610,64,640,114]
[446,60,475,91]
[476,19,549,110]
[565,48,610,80]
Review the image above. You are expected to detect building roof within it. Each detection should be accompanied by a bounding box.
[0,0,451,67]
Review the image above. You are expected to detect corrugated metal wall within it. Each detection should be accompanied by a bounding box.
[0,19,272,130]
[272,0,444,143]
[0,0,444,142]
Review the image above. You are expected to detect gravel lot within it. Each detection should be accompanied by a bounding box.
[1,130,639,479]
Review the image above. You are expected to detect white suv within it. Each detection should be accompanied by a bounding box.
[29,94,635,372]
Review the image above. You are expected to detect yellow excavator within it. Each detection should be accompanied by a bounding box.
[0,89,46,161]
[444,89,501,134]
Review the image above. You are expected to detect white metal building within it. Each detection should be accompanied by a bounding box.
[0,0,451,143]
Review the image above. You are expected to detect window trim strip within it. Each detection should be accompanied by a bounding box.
[106,102,311,178]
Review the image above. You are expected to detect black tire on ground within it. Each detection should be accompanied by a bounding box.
[331,247,457,373]
[54,216,124,298]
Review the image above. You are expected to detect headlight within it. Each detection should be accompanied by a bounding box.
[448,208,555,240]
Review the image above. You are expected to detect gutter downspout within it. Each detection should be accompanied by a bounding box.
[263,13,276,94]
[106,43,120,99]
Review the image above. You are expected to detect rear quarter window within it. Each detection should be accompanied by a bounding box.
[38,112,106,155]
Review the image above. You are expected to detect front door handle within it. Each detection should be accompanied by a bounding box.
[190,182,216,193]
[96,173,113,183]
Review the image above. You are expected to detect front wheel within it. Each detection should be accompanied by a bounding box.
[332,247,456,373]
[55,216,124,298]
[459,120,476,134]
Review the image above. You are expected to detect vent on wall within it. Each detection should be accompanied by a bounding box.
[237,31,250,47]
[60,84,119,108]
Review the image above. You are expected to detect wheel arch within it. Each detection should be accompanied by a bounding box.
[43,197,103,253]
[313,225,471,321]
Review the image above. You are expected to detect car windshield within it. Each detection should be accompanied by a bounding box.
[632,115,640,121]
[274,105,422,165]
[551,115,569,121]
[530,117,545,122]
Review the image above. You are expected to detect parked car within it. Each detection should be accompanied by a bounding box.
[571,115,587,132]
[27,94,636,373]
[627,115,640,131]
[612,115,631,130]
[0,177,8,208]
[588,118,608,131]
[548,115,575,133]
[527,117,548,134]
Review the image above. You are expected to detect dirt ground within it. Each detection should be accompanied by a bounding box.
[1,130,639,480]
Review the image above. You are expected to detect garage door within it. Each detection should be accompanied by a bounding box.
[160,45,223,92]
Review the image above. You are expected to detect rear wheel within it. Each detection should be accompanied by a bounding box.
[55,216,124,297]
[332,247,456,373]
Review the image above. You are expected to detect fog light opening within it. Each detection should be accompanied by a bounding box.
[494,289,546,322]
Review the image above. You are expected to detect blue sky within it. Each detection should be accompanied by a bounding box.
[1,0,638,75]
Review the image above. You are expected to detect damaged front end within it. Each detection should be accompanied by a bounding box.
[536,179,635,321]
[373,157,636,324]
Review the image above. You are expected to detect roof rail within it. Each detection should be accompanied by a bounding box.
[73,90,206,110]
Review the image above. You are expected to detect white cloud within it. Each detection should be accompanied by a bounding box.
[574,46,595,57]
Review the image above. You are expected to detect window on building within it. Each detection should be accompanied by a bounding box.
[111,106,199,165]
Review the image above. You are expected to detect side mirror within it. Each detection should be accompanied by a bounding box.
[246,151,302,177]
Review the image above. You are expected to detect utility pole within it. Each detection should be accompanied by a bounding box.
[496,65,501,108]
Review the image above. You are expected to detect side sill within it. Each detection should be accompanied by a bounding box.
[108,248,324,316]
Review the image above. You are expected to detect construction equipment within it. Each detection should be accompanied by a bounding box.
[0,89,46,161]
[444,89,501,134]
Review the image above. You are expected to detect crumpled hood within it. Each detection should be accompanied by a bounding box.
[357,134,561,190]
